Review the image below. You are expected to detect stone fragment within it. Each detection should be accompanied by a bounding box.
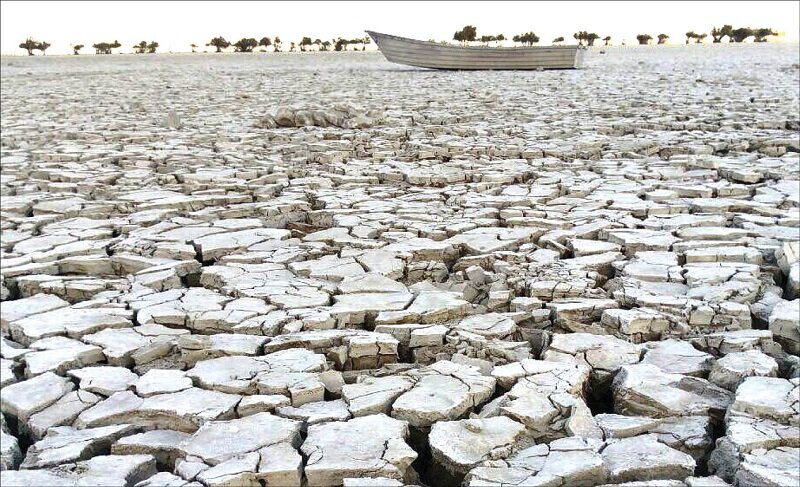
[0,371,75,421]
[301,414,417,486]
[613,364,733,421]
[429,416,526,477]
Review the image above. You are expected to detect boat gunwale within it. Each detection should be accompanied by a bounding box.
[365,30,582,52]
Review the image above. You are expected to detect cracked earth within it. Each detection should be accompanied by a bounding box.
[1,45,799,486]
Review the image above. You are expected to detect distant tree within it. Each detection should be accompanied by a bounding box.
[207,36,230,53]
[603,35,611,46]
[695,33,707,43]
[453,25,477,45]
[274,37,282,52]
[513,32,540,46]
[480,35,505,46]
[134,40,148,54]
[32,41,51,55]
[233,38,258,52]
[711,25,733,43]
[334,37,348,51]
[721,25,735,42]
[19,38,38,55]
[73,44,84,55]
[685,31,697,44]
[147,41,158,53]
[753,28,777,42]
[362,35,371,50]
[636,34,653,45]
[190,43,198,53]
[573,31,586,45]
[93,41,119,54]
[347,38,362,51]
[313,38,322,50]
[321,40,331,51]
[299,37,312,51]
[258,37,272,52]
[730,27,753,43]
[657,33,669,44]
[586,33,600,46]
[552,36,564,44]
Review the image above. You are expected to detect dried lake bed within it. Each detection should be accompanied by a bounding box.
[0,45,799,486]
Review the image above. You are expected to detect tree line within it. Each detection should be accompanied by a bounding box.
[205,35,371,53]
[17,25,780,55]
[17,35,372,55]
[452,25,777,47]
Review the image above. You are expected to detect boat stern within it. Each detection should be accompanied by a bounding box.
[574,47,587,69]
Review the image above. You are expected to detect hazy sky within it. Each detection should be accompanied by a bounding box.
[2,1,798,55]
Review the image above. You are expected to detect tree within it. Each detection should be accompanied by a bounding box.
[573,31,586,45]
[233,38,258,52]
[35,41,50,55]
[657,34,669,45]
[147,41,158,54]
[695,33,707,44]
[134,41,148,54]
[480,35,505,46]
[711,25,733,43]
[636,34,652,45]
[191,43,198,53]
[730,27,753,43]
[313,39,322,50]
[362,35,371,50]
[753,28,777,42]
[685,31,697,44]
[513,32,540,46]
[603,36,611,46]
[586,33,600,46]
[73,44,84,55]
[93,42,118,54]
[299,37,312,51]
[552,36,564,44]
[207,36,230,53]
[19,38,38,56]
[453,25,477,45]
[274,37,282,52]
[321,40,331,51]
[346,38,360,51]
[721,25,735,42]
[258,37,272,52]
[334,37,348,51]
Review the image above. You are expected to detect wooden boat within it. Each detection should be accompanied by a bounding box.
[366,30,585,70]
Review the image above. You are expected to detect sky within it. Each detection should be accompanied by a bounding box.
[1,1,798,55]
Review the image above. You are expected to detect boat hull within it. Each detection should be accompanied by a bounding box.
[366,31,584,70]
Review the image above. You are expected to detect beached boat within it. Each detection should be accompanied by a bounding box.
[366,30,585,70]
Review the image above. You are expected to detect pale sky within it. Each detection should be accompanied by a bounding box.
[1,1,798,55]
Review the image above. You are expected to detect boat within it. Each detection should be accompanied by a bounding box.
[366,30,585,70]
